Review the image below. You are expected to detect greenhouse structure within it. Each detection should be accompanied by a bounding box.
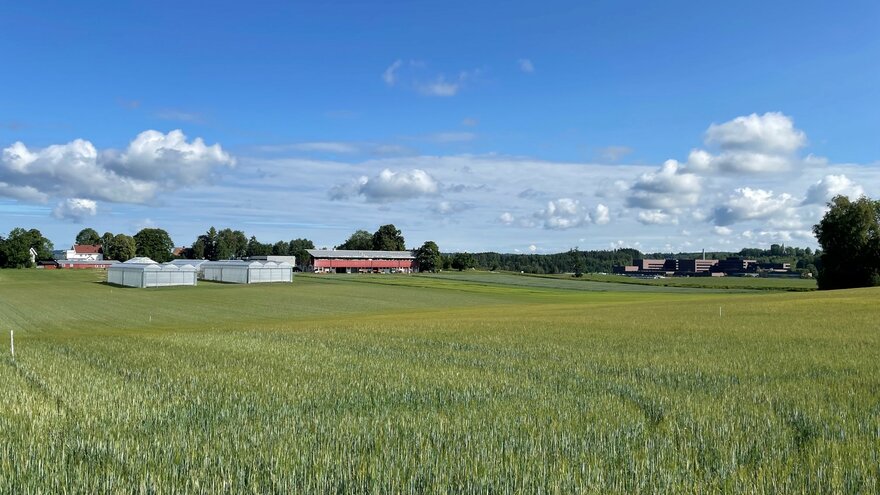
[107,257,198,288]
[167,258,208,275]
[200,260,292,284]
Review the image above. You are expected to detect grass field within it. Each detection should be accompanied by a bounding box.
[1,269,878,493]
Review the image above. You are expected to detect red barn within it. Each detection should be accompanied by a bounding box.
[307,249,418,273]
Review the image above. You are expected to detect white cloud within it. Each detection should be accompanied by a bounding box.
[382,59,403,85]
[499,212,515,225]
[705,112,806,154]
[592,204,610,225]
[329,168,439,203]
[0,130,234,220]
[52,198,97,222]
[105,129,235,186]
[637,210,677,225]
[462,117,479,127]
[528,244,537,252]
[711,187,798,226]
[713,226,733,236]
[626,160,702,209]
[518,58,534,73]
[682,113,809,175]
[532,198,609,230]
[803,174,865,205]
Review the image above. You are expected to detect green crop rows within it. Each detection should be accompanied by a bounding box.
[1,270,878,493]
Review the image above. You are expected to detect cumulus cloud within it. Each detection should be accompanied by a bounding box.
[711,187,798,226]
[530,199,609,230]
[626,160,702,209]
[682,113,809,175]
[499,212,515,225]
[637,210,677,225]
[592,203,610,225]
[803,174,865,205]
[713,226,733,236]
[518,58,534,73]
[329,168,439,203]
[0,130,234,218]
[705,112,806,154]
[104,129,235,186]
[52,198,97,222]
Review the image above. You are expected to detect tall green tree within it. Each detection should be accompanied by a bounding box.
[246,236,272,257]
[216,228,247,260]
[416,241,441,272]
[106,234,136,262]
[134,228,174,262]
[272,240,288,256]
[288,238,315,267]
[372,224,406,251]
[193,227,218,260]
[451,252,475,271]
[338,230,374,250]
[100,232,114,250]
[813,195,880,289]
[75,228,101,245]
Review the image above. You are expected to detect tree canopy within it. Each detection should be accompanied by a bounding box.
[106,234,136,262]
[288,238,315,267]
[75,228,101,245]
[813,195,880,290]
[337,230,374,250]
[451,252,475,271]
[372,224,406,251]
[416,241,441,272]
[134,228,174,263]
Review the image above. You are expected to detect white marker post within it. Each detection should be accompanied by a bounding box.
[719,306,722,317]
[10,330,14,360]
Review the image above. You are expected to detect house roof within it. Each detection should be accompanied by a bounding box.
[74,244,102,254]
[306,249,416,260]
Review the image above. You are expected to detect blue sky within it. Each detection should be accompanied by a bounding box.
[1,1,878,253]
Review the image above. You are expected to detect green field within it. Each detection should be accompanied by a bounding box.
[1,270,878,493]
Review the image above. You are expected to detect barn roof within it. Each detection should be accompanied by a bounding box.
[74,244,102,254]
[306,249,416,260]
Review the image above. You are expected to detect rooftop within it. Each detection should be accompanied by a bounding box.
[307,249,416,260]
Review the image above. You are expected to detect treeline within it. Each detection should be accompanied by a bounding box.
[181,226,314,265]
[452,249,643,274]
[450,245,823,276]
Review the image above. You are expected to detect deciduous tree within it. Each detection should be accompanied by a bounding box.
[416,241,441,272]
[134,228,174,263]
[372,224,405,251]
[75,228,101,245]
[338,230,373,250]
[813,195,880,289]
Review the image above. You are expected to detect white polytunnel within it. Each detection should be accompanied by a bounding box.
[200,260,292,284]
[107,257,198,288]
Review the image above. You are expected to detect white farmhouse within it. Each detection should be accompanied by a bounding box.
[53,244,104,261]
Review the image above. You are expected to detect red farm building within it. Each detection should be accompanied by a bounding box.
[307,249,418,274]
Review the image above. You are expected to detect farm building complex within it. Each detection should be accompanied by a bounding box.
[200,260,293,284]
[107,258,198,288]
[307,249,418,273]
[614,257,793,277]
